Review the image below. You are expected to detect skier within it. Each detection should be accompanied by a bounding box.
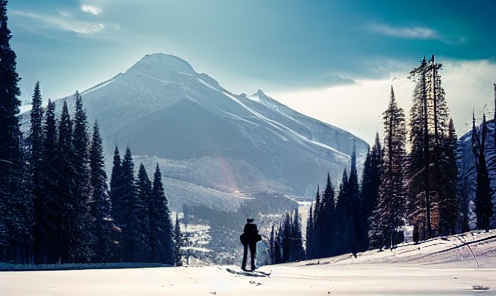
[240,218,261,271]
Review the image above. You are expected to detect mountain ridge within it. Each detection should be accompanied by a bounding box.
[21,53,369,211]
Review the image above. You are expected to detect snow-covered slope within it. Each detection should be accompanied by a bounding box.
[2,230,495,295]
[44,53,368,210]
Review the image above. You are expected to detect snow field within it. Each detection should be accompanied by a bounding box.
[1,230,494,296]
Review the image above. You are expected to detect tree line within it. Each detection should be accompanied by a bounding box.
[271,55,495,263]
[0,1,177,264]
[2,82,176,265]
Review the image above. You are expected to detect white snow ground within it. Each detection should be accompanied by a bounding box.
[1,230,495,296]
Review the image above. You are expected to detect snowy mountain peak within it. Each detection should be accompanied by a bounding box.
[126,53,197,77]
[256,89,271,104]
[246,90,271,104]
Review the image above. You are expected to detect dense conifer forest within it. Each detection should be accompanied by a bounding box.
[271,56,496,263]
[0,1,175,265]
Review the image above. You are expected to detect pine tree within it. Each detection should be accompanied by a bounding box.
[438,118,460,235]
[89,121,114,262]
[408,55,451,239]
[55,101,74,262]
[320,173,335,257]
[305,203,314,260]
[110,146,123,226]
[270,223,279,264]
[291,207,305,261]
[71,92,92,262]
[473,114,493,232]
[279,213,292,263]
[28,82,45,264]
[40,100,60,263]
[332,169,348,255]
[136,163,152,261]
[150,164,174,264]
[56,101,83,263]
[360,133,382,250]
[0,0,28,264]
[173,213,182,266]
[346,145,361,256]
[311,186,321,258]
[372,86,406,249]
[117,146,138,262]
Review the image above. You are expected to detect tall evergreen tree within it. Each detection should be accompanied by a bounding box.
[291,207,305,261]
[310,186,321,258]
[305,203,315,260]
[150,164,174,264]
[270,223,280,264]
[136,163,152,261]
[472,114,493,232]
[408,55,451,239]
[71,92,92,262]
[110,146,123,226]
[55,101,84,263]
[360,133,382,250]
[117,146,138,262]
[332,169,348,255]
[320,173,335,257]
[28,82,45,264]
[372,86,407,249]
[0,0,29,264]
[40,100,60,263]
[277,209,305,263]
[173,213,182,266]
[55,101,74,262]
[346,146,361,256]
[89,121,114,262]
[438,118,460,235]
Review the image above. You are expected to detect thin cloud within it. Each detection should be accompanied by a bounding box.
[81,5,103,16]
[13,10,107,35]
[368,23,439,40]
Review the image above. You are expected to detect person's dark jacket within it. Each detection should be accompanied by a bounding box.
[240,223,261,244]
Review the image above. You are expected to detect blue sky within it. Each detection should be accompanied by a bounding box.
[8,0,496,144]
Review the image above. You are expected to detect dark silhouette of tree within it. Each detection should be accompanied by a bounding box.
[360,133,382,250]
[173,213,182,266]
[277,208,305,263]
[438,118,460,235]
[305,202,315,259]
[71,93,92,262]
[40,100,60,263]
[136,163,152,261]
[28,82,45,264]
[150,164,174,264]
[56,101,92,263]
[371,86,407,249]
[110,146,123,227]
[408,55,451,240]
[472,114,493,232]
[332,169,348,255]
[320,173,335,257]
[346,145,361,256]
[118,147,139,262]
[89,121,114,262]
[0,0,29,264]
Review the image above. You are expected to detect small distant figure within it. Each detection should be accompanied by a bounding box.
[240,218,261,271]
